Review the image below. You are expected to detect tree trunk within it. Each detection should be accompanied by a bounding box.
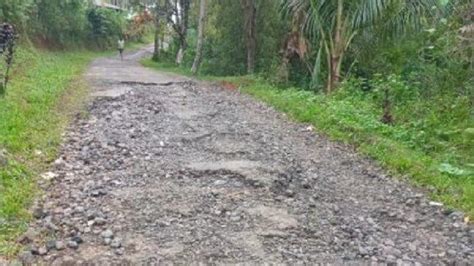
[328,54,342,93]
[152,22,160,61]
[175,0,190,65]
[191,0,207,75]
[326,0,344,93]
[152,0,166,62]
[160,33,164,50]
[277,57,290,83]
[241,0,257,74]
[176,41,185,65]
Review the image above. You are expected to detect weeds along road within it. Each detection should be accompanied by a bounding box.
[20,46,473,265]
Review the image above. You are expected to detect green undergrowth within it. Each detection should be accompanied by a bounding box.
[0,46,103,256]
[142,59,473,218]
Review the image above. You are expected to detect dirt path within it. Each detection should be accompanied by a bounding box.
[20,47,472,265]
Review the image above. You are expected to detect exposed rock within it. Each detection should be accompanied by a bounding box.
[429,201,444,207]
[17,228,38,244]
[110,238,122,249]
[32,207,47,219]
[46,240,56,250]
[41,172,59,181]
[101,229,114,239]
[67,241,79,249]
[38,246,48,256]
[103,238,112,245]
[18,251,35,264]
[55,241,66,250]
[94,217,107,226]
[71,235,83,244]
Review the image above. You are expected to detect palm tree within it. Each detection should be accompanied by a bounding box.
[282,0,439,93]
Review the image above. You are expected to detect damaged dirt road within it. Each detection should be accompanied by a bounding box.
[22,47,472,265]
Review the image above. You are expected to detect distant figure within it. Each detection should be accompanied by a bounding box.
[118,38,125,61]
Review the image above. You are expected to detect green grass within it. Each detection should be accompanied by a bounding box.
[142,59,474,218]
[0,46,105,256]
[141,59,196,77]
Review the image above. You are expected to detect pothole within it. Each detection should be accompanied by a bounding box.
[120,81,173,86]
[181,169,265,189]
[187,160,261,173]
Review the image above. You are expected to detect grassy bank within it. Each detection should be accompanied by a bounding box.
[142,59,473,218]
[0,46,103,256]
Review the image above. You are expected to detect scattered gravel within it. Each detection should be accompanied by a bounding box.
[20,46,473,265]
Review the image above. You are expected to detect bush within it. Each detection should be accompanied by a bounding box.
[2,1,130,50]
[30,0,88,48]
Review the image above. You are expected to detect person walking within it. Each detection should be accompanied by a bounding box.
[118,38,125,61]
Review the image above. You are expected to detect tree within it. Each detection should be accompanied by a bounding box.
[32,0,88,47]
[167,0,190,65]
[152,0,167,61]
[200,0,247,75]
[240,0,257,74]
[191,0,206,74]
[0,0,32,32]
[283,0,438,93]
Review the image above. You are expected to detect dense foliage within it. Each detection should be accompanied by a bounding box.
[31,0,88,47]
[0,0,152,49]
[166,0,286,76]
[0,0,32,31]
